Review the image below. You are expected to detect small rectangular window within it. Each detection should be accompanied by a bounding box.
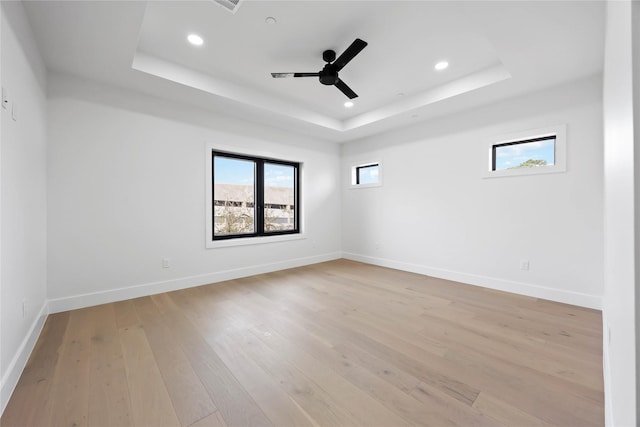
[483,125,566,179]
[212,151,299,240]
[356,164,380,184]
[351,161,382,188]
[492,136,556,171]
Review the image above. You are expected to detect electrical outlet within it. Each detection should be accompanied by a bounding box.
[520,260,530,271]
[162,258,170,268]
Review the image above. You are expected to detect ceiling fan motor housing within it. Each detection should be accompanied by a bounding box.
[319,64,339,85]
[320,50,339,85]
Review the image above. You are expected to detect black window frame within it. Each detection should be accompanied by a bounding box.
[212,150,300,241]
[491,135,556,171]
[355,163,380,185]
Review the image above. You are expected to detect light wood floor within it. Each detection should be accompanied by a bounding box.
[2,259,604,427]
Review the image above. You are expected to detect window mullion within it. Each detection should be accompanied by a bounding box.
[212,154,218,239]
[295,165,300,229]
[256,160,265,236]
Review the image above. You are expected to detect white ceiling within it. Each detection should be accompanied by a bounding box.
[22,1,605,143]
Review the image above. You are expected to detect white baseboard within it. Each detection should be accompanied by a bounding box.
[0,300,49,415]
[602,311,614,427]
[342,252,602,310]
[48,252,342,313]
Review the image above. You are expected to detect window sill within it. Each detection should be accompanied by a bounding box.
[483,164,566,179]
[206,233,306,249]
[348,182,383,189]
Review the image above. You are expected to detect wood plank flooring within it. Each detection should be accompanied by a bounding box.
[1,259,604,427]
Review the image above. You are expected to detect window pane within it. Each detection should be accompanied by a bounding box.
[493,137,555,171]
[357,164,379,184]
[264,163,296,232]
[213,156,255,236]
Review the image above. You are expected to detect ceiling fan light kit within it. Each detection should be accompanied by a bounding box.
[271,38,368,99]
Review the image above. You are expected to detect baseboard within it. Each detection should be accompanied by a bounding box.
[602,311,613,427]
[342,252,602,310]
[0,300,49,415]
[48,252,342,313]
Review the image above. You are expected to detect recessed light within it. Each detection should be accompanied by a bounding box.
[187,34,204,46]
[265,17,277,25]
[344,101,354,108]
[434,61,449,71]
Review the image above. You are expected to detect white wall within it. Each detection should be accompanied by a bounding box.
[46,73,342,311]
[602,1,637,426]
[0,1,49,413]
[342,76,604,309]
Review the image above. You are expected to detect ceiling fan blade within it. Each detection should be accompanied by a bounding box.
[333,38,367,72]
[335,79,358,99]
[271,72,319,78]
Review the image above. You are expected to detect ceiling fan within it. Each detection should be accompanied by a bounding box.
[271,38,368,99]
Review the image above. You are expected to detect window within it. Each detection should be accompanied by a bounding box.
[492,136,555,171]
[212,151,299,240]
[356,164,380,184]
[350,161,382,188]
[483,125,567,178]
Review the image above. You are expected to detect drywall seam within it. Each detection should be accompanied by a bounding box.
[342,252,602,310]
[48,252,341,313]
[0,300,49,415]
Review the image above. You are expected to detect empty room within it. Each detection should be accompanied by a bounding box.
[0,0,638,426]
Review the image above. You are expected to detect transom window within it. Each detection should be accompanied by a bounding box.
[212,151,299,240]
[492,136,556,171]
[483,125,566,179]
[356,164,380,184]
[350,161,382,188]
